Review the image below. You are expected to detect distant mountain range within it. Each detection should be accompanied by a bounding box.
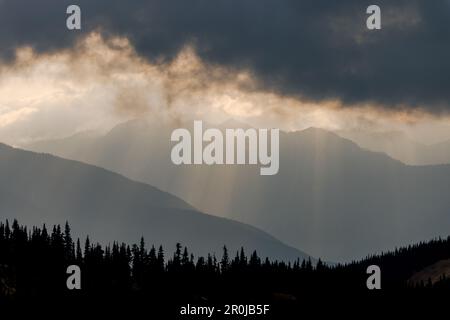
[336,130,450,165]
[0,143,310,262]
[23,120,450,262]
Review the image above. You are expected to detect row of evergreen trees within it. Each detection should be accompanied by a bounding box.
[0,219,321,297]
[0,219,318,274]
[1,219,449,299]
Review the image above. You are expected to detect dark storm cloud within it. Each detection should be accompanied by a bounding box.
[1,0,450,112]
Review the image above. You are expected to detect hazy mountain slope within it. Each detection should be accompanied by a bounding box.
[0,143,310,262]
[336,130,450,165]
[25,131,101,160]
[24,120,450,262]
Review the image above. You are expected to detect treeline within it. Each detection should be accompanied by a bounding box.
[1,220,450,300]
[0,220,321,297]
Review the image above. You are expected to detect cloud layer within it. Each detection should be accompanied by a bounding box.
[1,0,450,112]
[1,33,450,146]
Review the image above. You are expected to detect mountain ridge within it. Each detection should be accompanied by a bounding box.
[0,142,311,262]
[21,120,450,262]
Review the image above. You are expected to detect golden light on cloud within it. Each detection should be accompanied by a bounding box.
[0,107,37,127]
[0,32,450,146]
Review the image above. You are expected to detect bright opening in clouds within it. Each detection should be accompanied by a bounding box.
[1,32,450,148]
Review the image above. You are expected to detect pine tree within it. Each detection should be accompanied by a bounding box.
[157,245,165,272]
[249,250,260,269]
[63,221,74,261]
[41,224,48,242]
[221,246,230,273]
[4,220,10,240]
[196,256,206,272]
[139,237,146,258]
[207,253,214,272]
[316,258,324,272]
[76,238,82,262]
[173,243,182,268]
[149,245,157,268]
[182,247,190,267]
[239,247,247,269]
[84,236,91,258]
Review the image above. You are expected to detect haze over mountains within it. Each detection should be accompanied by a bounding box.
[336,130,450,166]
[24,119,450,262]
[0,143,309,262]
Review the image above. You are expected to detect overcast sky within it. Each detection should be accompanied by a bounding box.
[1,0,450,144]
